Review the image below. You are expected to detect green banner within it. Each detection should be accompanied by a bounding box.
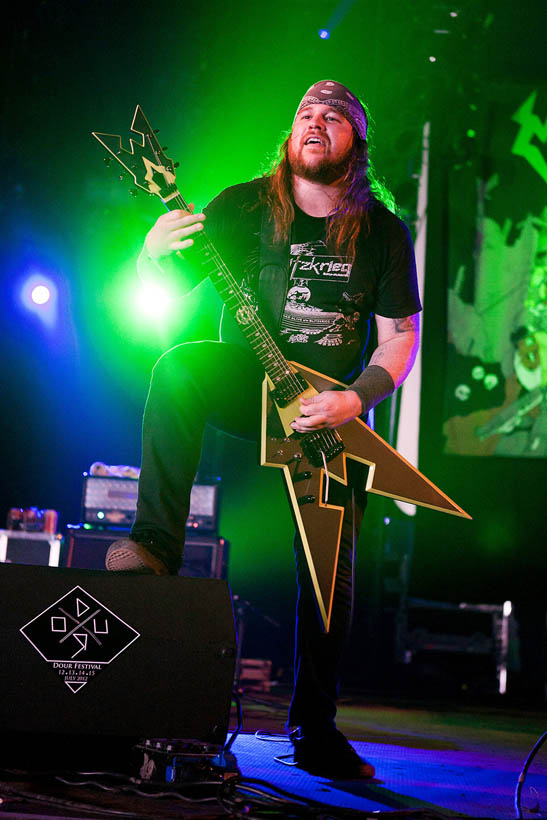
[443,85,547,457]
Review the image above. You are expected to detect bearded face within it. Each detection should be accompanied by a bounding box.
[288,104,355,184]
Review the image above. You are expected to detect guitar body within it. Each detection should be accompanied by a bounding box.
[93,105,471,634]
[261,361,470,632]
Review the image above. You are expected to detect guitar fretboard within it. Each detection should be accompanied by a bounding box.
[164,190,302,394]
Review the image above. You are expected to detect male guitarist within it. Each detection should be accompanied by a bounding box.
[106,80,421,779]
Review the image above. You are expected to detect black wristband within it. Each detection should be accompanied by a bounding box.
[347,365,395,415]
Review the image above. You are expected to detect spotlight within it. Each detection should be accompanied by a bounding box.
[429,55,437,62]
[21,273,58,327]
[318,29,330,39]
[135,282,173,320]
[31,284,51,305]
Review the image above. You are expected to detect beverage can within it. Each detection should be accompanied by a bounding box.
[23,507,43,532]
[7,508,24,530]
[43,509,59,534]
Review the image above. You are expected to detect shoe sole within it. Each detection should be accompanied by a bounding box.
[105,545,150,571]
[105,542,170,575]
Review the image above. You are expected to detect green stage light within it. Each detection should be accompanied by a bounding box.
[135,281,174,321]
[96,260,181,352]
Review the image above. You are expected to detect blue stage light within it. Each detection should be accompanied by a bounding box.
[31,284,51,305]
[318,29,330,39]
[20,273,58,327]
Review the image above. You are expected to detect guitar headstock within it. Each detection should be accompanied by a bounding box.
[92,105,179,201]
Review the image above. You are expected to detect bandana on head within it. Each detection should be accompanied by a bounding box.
[293,80,368,141]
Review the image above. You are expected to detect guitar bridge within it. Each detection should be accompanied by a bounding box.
[300,429,344,468]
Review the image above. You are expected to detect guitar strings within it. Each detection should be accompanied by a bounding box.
[146,129,282,376]
[167,190,304,393]
[200,240,296,383]
[166,190,342,458]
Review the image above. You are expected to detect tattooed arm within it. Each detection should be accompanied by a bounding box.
[339,312,420,419]
[291,313,420,431]
[369,313,421,389]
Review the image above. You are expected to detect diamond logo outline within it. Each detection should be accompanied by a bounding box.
[19,585,141,693]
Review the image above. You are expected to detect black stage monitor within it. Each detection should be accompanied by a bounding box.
[0,564,236,768]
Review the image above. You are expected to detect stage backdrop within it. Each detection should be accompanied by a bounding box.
[442,83,547,457]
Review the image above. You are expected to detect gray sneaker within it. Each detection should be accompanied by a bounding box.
[105,539,169,575]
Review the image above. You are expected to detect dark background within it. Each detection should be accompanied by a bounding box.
[2,0,546,698]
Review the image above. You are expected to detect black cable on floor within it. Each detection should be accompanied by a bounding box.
[514,729,547,819]
[254,730,290,742]
[0,781,141,818]
[221,775,469,820]
[56,774,222,802]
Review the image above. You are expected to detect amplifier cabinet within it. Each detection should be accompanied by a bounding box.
[0,530,61,567]
[179,533,229,580]
[81,475,219,531]
[65,527,229,579]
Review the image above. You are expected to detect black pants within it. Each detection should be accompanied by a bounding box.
[132,341,367,734]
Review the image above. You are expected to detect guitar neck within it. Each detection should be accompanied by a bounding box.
[163,191,295,389]
[93,107,306,400]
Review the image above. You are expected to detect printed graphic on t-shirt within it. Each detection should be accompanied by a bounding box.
[280,240,364,348]
[290,241,353,282]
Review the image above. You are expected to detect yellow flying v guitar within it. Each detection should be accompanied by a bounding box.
[93,106,470,632]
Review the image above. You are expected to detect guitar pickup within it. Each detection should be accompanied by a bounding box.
[271,373,310,407]
[300,430,345,467]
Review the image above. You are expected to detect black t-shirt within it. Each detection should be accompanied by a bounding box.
[201,178,421,384]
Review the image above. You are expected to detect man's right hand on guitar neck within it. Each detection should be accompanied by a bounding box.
[145,205,206,260]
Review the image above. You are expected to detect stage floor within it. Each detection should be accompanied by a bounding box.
[1,692,545,819]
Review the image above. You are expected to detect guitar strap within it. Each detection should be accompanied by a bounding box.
[257,207,290,336]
